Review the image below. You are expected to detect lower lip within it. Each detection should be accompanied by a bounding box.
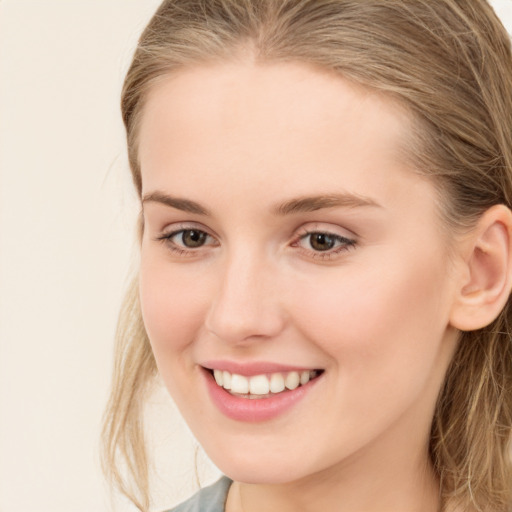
[202,368,321,422]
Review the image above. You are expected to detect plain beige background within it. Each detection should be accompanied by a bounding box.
[0,1,511,511]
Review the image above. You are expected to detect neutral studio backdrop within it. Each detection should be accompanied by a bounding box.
[0,1,511,511]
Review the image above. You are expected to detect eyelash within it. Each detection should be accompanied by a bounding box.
[155,226,356,259]
[156,227,218,257]
[292,230,356,259]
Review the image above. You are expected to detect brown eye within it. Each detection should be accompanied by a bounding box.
[295,230,356,256]
[309,233,336,251]
[180,229,208,248]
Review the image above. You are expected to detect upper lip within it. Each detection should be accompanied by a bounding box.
[200,360,322,376]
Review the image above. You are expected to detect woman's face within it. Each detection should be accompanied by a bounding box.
[138,62,461,484]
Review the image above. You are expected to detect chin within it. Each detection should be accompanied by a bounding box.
[220,464,303,485]
[202,439,319,485]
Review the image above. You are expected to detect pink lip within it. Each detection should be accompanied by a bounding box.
[201,366,322,422]
[201,360,318,377]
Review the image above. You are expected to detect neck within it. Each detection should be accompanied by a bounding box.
[226,440,440,512]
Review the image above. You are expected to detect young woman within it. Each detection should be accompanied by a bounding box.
[102,1,512,511]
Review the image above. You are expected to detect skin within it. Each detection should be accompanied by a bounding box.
[137,61,465,512]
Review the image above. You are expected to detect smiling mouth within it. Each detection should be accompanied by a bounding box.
[206,368,324,399]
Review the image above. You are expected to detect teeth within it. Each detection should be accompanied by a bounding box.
[269,373,285,393]
[300,371,310,385]
[285,371,300,390]
[223,370,231,390]
[231,374,249,394]
[213,369,223,386]
[212,369,320,397]
[249,375,270,395]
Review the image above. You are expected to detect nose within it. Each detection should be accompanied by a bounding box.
[204,248,286,345]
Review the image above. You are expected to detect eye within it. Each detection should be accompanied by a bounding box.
[294,230,356,256]
[156,227,217,253]
[176,229,208,248]
[308,233,340,251]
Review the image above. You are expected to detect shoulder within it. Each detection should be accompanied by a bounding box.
[164,477,233,512]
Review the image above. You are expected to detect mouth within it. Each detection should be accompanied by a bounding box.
[205,367,324,399]
[201,364,325,422]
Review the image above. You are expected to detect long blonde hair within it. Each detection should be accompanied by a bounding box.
[102,1,512,510]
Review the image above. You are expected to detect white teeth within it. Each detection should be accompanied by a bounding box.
[214,369,223,386]
[249,374,270,395]
[269,373,285,393]
[223,370,231,390]
[285,371,300,390]
[300,370,310,385]
[213,369,320,397]
[230,374,249,394]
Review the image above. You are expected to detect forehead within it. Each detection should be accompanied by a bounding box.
[137,61,419,206]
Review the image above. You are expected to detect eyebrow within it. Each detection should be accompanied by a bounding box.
[141,191,381,216]
[273,193,381,215]
[142,191,210,215]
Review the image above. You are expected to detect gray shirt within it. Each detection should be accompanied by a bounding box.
[167,477,232,512]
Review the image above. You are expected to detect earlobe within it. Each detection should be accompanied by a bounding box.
[449,204,512,331]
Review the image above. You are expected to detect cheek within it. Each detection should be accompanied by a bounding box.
[289,251,452,376]
[139,252,210,359]
[285,255,454,437]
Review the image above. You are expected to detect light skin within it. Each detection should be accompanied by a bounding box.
[136,61,512,512]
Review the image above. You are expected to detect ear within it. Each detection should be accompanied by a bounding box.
[449,204,512,331]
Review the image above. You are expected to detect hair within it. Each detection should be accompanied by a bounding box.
[101,1,512,511]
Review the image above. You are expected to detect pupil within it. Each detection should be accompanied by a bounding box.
[311,233,335,251]
[182,230,206,247]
